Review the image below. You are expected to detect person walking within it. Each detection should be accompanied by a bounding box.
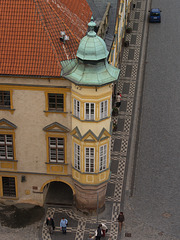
[117,212,125,231]
[46,217,55,234]
[116,93,122,108]
[99,223,108,237]
[60,217,68,234]
[95,225,103,240]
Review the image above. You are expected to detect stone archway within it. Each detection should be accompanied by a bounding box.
[44,181,73,206]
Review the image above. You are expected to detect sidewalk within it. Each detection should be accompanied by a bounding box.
[41,0,149,240]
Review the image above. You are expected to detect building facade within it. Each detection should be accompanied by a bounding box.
[0,0,135,211]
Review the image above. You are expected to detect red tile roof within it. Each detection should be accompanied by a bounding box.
[0,0,92,77]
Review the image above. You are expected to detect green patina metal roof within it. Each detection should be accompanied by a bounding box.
[61,17,120,86]
[76,18,108,61]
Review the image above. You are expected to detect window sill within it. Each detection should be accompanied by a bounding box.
[44,111,68,117]
[0,159,18,162]
[0,108,15,114]
[72,115,110,122]
[1,196,18,200]
[46,162,68,165]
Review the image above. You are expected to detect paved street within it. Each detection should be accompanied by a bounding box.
[121,0,180,239]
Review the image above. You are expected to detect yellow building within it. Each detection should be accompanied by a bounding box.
[0,1,120,211]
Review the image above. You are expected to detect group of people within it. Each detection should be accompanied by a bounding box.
[88,222,108,240]
[46,211,125,237]
[88,212,125,239]
[46,217,68,234]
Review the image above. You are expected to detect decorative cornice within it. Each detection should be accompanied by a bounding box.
[43,122,70,133]
[0,118,17,130]
[71,126,111,141]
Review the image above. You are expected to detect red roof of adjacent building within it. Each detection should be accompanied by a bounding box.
[0,0,92,77]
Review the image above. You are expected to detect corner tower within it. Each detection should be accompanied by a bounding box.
[61,17,120,211]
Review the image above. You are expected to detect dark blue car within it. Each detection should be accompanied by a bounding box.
[149,8,161,23]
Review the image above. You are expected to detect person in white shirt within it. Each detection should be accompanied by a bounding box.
[99,223,108,237]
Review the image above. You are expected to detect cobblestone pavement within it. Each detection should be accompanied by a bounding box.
[0,223,40,240]
[0,0,147,239]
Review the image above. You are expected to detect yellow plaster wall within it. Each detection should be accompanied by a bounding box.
[0,77,72,174]
[0,172,75,205]
[71,83,113,136]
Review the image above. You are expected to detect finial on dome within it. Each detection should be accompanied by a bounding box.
[87,16,96,37]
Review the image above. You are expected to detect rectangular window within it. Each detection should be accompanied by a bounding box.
[2,177,16,197]
[85,103,95,120]
[49,137,64,163]
[74,99,80,118]
[0,134,14,160]
[74,143,80,170]
[48,93,64,111]
[85,147,95,173]
[0,91,10,109]
[100,100,108,119]
[99,144,107,172]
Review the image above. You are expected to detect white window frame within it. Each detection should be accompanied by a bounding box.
[99,144,107,172]
[49,137,64,163]
[74,143,80,170]
[85,147,95,173]
[0,134,14,160]
[100,100,108,119]
[74,99,80,118]
[85,103,95,120]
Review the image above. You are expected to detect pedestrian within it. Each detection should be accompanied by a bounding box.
[116,93,122,108]
[117,212,124,231]
[95,224,103,240]
[99,223,108,237]
[46,216,55,234]
[60,217,68,234]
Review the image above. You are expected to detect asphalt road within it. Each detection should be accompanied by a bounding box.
[122,0,180,239]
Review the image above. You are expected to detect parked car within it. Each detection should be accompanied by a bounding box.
[149,8,161,23]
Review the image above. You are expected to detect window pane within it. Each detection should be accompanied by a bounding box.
[49,137,64,163]
[50,148,56,162]
[48,93,64,111]
[0,146,6,159]
[0,134,13,160]
[49,138,56,146]
[99,145,107,172]
[2,177,16,197]
[85,147,94,173]
[4,92,10,106]
[6,135,13,144]
[0,91,10,108]
[7,145,13,159]
[57,150,64,162]
[0,134,5,143]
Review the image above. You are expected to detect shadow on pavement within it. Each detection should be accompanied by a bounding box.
[0,203,45,228]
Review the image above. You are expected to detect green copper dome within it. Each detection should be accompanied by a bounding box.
[61,17,120,86]
[76,17,109,61]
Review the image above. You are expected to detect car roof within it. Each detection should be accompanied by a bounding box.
[151,8,160,13]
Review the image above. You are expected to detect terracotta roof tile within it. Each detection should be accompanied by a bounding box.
[0,0,92,77]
